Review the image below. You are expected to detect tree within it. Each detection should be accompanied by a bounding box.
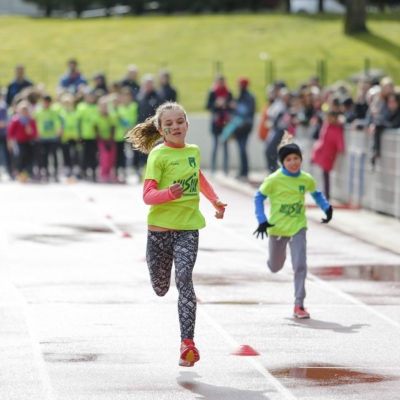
[283,0,291,13]
[344,0,367,34]
[127,0,145,14]
[24,0,56,17]
[318,0,324,12]
[61,0,95,17]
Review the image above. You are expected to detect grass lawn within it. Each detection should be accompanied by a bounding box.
[1,13,399,111]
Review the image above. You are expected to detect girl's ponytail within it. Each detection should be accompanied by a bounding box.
[125,116,162,154]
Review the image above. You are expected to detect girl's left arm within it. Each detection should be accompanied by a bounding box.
[199,169,227,219]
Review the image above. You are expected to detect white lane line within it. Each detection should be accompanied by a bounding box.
[0,210,56,400]
[209,221,400,329]
[68,186,126,237]
[198,306,297,400]
[6,281,57,400]
[307,273,400,329]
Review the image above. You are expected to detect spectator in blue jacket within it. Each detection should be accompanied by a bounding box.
[58,59,88,94]
[6,65,33,106]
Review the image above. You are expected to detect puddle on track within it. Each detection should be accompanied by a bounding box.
[270,363,396,387]
[16,225,113,244]
[44,353,98,363]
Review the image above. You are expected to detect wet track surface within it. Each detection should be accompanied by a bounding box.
[0,179,400,399]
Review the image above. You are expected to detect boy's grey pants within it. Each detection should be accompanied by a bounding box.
[267,228,307,307]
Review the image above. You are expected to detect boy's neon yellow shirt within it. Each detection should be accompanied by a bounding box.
[34,107,61,139]
[94,113,117,140]
[115,103,138,142]
[145,143,206,230]
[259,169,316,237]
[59,107,79,142]
[77,103,98,140]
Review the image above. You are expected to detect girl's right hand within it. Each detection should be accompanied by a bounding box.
[169,183,183,198]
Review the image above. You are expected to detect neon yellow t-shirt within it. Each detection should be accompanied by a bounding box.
[94,113,117,140]
[145,143,206,230]
[259,169,316,237]
[77,103,98,140]
[34,107,61,139]
[115,103,138,142]
[59,107,79,142]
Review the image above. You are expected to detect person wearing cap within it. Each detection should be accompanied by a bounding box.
[121,64,140,99]
[156,69,177,103]
[93,72,108,95]
[253,133,333,319]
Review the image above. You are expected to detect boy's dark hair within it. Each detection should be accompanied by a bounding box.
[342,97,353,107]
[43,95,52,102]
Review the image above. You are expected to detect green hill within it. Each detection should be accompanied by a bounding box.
[1,13,399,111]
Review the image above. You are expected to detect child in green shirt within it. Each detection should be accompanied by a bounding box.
[59,93,80,180]
[34,95,62,181]
[94,96,116,182]
[254,133,333,319]
[114,89,138,183]
[77,91,99,181]
[126,102,227,367]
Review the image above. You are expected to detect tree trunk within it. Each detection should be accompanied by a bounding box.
[344,0,367,35]
[283,0,290,13]
[318,0,324,13]
[45,0,53,17]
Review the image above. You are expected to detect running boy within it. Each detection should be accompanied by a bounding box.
[126,102,227,367]
[253,133,332,319]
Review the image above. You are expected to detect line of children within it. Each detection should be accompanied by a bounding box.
[4,90,138,183]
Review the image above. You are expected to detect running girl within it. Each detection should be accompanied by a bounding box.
[126,102,227,367]
[253,133,332,319]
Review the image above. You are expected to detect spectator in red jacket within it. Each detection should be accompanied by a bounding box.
[7,100,38,181]
[311,110,345,200]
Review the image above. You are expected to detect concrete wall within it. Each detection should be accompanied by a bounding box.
[188,113,400,219]
[188,114,266,171]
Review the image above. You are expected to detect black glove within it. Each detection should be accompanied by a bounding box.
[253,221,275,240]
[321,205,333,224]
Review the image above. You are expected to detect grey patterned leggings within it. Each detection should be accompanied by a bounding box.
[146,230,199,340]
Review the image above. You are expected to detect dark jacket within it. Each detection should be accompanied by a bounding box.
[136,90,163,123]
[157,84,177,103]
[6,78,33,105]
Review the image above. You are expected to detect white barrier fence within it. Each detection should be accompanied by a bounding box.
[188,114,400,219]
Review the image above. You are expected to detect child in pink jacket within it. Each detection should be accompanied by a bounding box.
[311,111,345,200]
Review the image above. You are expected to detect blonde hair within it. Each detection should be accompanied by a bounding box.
[278,131,295,151]
[125,102,188,154]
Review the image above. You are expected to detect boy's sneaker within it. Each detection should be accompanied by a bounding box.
[294,306,310,319]
[179,339,200,367]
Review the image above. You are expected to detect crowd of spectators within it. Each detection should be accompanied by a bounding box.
[0,60,177,183]
[1,60,399,187]
[257,74,400,173]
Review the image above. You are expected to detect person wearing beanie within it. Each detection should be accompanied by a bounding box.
[253,133,333,319]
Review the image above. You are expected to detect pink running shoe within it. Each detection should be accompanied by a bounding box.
[294,306,310,319]
[179,339,200,367]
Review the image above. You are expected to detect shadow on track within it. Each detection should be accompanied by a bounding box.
[286,318,369,334]
[177,371,270,399]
